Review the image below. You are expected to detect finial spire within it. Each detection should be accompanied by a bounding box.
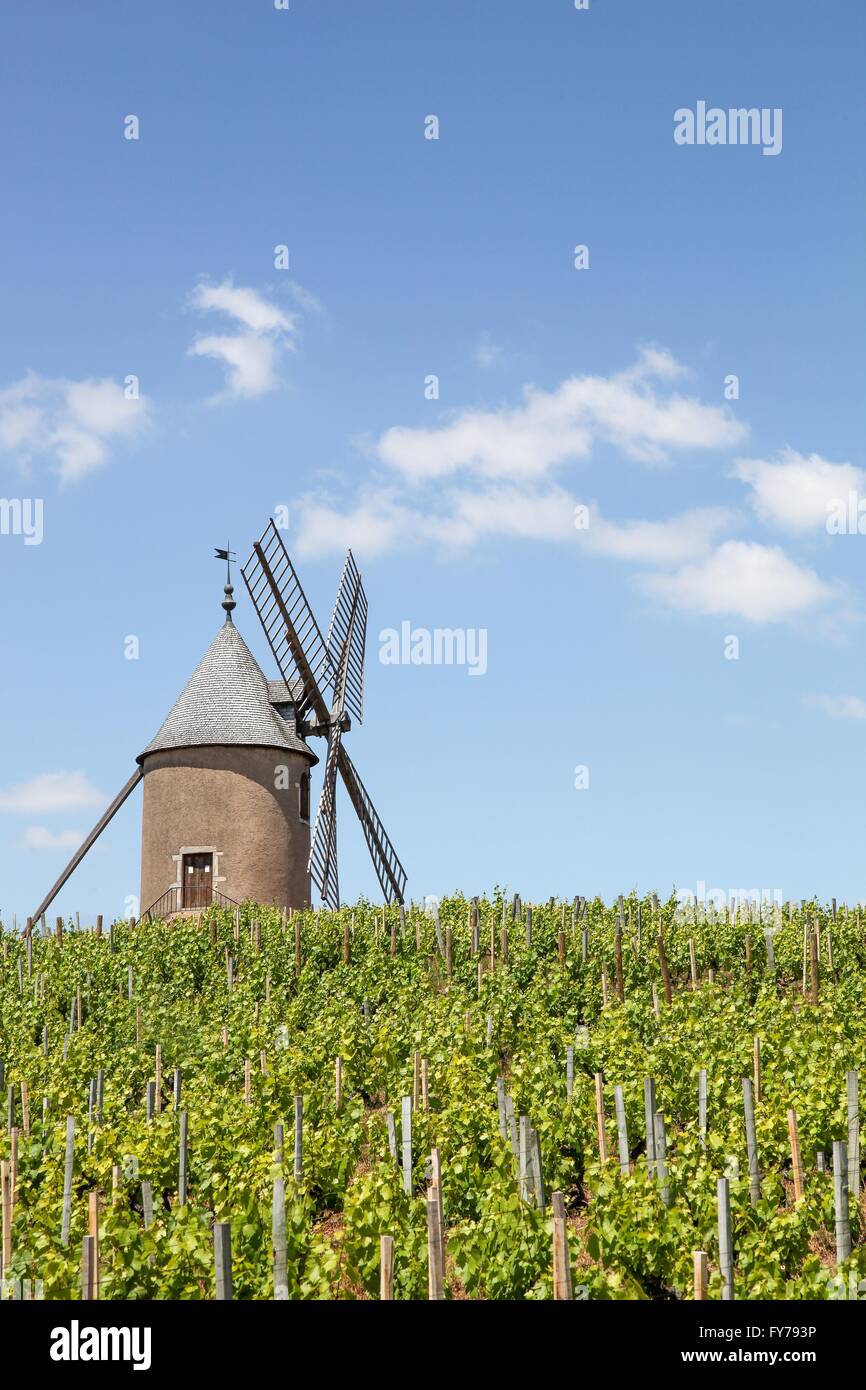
[214,544,237,623]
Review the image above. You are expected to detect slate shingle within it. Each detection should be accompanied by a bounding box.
[138,621,318,763]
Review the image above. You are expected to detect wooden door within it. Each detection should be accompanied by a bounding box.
[182,853,213,909]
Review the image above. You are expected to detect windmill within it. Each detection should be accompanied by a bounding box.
[28,520,406,928]
[241,518,407,909]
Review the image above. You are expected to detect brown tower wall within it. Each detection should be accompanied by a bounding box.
[139,744,312,914]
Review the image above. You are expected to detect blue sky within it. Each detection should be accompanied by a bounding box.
[1,0,865,922]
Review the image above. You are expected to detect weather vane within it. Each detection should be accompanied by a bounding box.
[214,543,236,585]
[215,544,237,620]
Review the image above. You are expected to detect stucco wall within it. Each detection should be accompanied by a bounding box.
[139,744,312,913]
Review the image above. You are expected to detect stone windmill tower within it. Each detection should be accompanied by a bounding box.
[136,572,318,916]
[29,522,407,924]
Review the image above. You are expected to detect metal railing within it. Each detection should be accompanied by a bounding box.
[140,886,241,922]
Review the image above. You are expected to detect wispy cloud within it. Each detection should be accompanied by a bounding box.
[0,374,150,483]
[0,771,106,815]
[639,541,836,623]
[191,281,294,334]
[21,826,84,851]
[430,483,577,546]
[295,348,746,560]
[474,332,506,368]
[374,346,746,485]
[188,278,307,399]
[293,347,849,633]
[580,506,735,568]
[295,482,578,560]
[733,448,865,533]
[295,489,420,561]
[804,693,866,721]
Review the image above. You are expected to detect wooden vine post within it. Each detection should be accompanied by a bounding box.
[380,1234,394,1300]
[787,1108,804,1202]
[693,1250,708,1301]
[1,1159,11,1272]
[426,1187,444,1300]
[657,934,673,1005]
[88,1190,100,1299]
[551,1191,573,1300]
[594,1073,608,1164]
[614,923,625,1002]
[81,1235,97,1301]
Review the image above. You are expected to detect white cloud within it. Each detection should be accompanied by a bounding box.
[295,482,578,559]
[295,348,749,563]
[432,484,576,546]
[0,374,150,483]
[190,333,285,399]
[733,448,865,532]
[639,540,835,623]
[375,347,746,485]
[285,281,324,315]
[295,490,420,561]
[190,281,294,334]
[581,506,734,568]
[188,279,304,399]
[0,771,106,815]
[474,332,506,368]
[292,346,844,635]
[21,826,84,851]
[804,693,866,721]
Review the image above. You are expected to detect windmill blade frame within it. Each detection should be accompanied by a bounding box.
[309,726,341,910]
[244,517,407,909]
[241,521,333,724]
[326,550,367,724]
[337,744,407,904]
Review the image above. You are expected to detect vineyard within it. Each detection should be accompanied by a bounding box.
[1,893,865,1301]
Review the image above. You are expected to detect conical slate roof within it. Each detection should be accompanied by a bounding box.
[138,620,317,763]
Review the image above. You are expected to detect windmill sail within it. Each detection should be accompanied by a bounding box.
[309,727,341,909]
[244,519,407,908]
[326,550,367,723]
[241,521,332,724]
[337,745,407,904]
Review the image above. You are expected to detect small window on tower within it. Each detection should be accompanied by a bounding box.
[300,771,311,823]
